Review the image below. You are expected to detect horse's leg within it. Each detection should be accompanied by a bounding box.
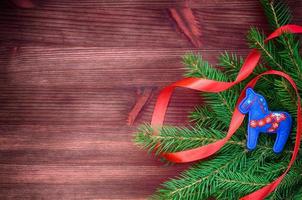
[273,129,290,153]
[247,127,259,150]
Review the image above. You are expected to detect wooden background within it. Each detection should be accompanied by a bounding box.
[0,0,301,199]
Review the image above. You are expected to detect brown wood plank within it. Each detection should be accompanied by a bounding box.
[0,47,249,88]
[0,87,201,125]
[0,125,153,166]
[0,164,187,184]
[0,46,208,198]
[10,0,188,8]
[0,3,190,48]
[0,1,301,49]
[0,86,198,198]
[0,182,169,200]
[5,0,302,9]
[0,169,187,199]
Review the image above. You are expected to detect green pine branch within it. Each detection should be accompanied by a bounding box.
[134,0,302,199]
[218,52,244,80]
[150,153,247,200]
[247,27,284,70]
[259,0,302,89]
[219,51,269,80]
[135,125,244,155]
[291,186,302,200]
[260,0,292,30]
[183,53,229,81]
[189,105,227,130]
[135,125,295,158]
[183,53,241,126]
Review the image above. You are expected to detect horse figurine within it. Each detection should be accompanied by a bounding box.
[238,88,292,153]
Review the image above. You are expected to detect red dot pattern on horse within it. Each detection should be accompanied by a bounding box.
[249,113,287,132]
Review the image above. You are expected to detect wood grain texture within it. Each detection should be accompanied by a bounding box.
[0,47,248,88]
[0,0,301,199]
[0,0,301,49]
[10,0,36,8]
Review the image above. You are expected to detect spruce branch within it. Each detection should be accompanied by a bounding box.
[135,125,294,157]
[278,33,302,75]
[202,91,238,126]
[260,0,292,30]
[150,147,302,200]
[247,28,284,70]
[135,125,244,155]
[189,105,226,130]
[218,52,244,80]
[267,162,302,200]
[274,79,298,116]
[261,0,302,82]
[183,53,241,126]
[151,153,247,200]
[291,186,302,200]
[215,171,268,198]
[219,52,268,80]
[183,53,229,81]
[135,1,302,199]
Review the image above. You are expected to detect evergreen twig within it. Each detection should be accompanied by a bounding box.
[134,0,302,199]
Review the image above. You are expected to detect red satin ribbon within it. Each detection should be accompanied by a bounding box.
[150,24,302,199]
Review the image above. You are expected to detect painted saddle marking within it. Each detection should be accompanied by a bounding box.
[249,112,287,132]
[238,88,292,153]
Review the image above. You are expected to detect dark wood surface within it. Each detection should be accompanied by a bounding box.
[0,0,301,199]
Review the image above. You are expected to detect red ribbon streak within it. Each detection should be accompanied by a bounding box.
[150,24,302,199]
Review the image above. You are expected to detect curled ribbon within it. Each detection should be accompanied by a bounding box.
[151,24,302,199]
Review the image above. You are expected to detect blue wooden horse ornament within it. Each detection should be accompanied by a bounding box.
[238,88,292,153]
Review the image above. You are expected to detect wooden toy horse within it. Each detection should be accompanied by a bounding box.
[238,88,292,153]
